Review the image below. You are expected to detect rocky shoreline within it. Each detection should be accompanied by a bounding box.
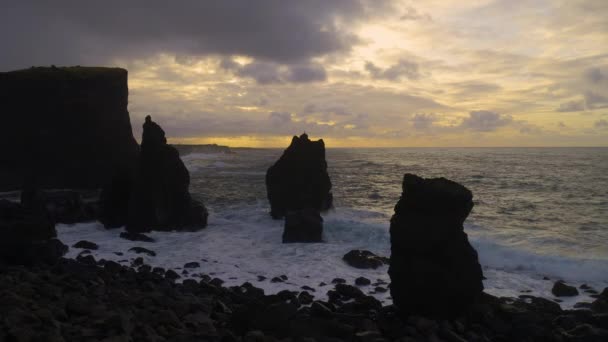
[2,255,607,342]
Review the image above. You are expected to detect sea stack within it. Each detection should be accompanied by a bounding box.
[0,66,138,191]
[266,133,333,219]
[100,116,208,232]
[388,173,484,318]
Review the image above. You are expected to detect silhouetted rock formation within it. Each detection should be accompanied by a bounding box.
[101,116,208,232]
[388,173,484,318]
[266,133,333,219]
[283,208,323,243]
[0,66,139,191]
[0,200,67,265]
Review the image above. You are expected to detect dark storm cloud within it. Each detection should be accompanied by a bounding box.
[0,0,392,70]
[220,59,327,84]
[365,59,420,81]
[459,111,512,132]
[411,113,437,130]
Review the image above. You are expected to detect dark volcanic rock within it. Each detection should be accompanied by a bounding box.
[119,231,155,242]
[388,173,484,318]
[72,240,99,250]
[265,133,332,219]
[591,288,608,313]
[343,249,389,269]
[552,281,579,297]
[0,66,138,191]
[101,116,208,232]
[0,199,67,265]
[282,208,323,243]
[128,247,156,257]
[355,277,371,286]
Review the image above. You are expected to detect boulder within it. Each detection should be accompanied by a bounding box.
[343,250,389,269]
[283,208,323,243]
[388,174,484,318]
[0,66,138,191]
[0,199,67,265]
[552,281,579,297]
[101,116,208,232]
[266,133,332,219]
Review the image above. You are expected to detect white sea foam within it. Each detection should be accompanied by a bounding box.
[57,204,608,309]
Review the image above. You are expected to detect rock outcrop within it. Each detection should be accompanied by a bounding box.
[388,173,484,318]
[0,200,67,265]
[21,189,98,224]
[283,208,323,243]
[342,250,389,269]
[100,116,208,232]
[0,66,139,191]
[266,133,333,219]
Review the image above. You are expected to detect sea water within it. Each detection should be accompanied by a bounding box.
[57,147,608,308]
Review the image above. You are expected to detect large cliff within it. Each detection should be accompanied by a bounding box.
[0,66,139,191]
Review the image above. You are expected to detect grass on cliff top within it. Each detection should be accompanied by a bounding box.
[2,66,126,79]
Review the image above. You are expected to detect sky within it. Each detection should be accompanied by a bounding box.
[1,0,607,147]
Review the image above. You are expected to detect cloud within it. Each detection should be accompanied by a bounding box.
[365,59,420,81]
[557,100,586,112]
[459,111,513,132]
[584,67,605,84]
[584,91,608,110]
[399,5,431,21]
[221,59,326,84]
[0,0,393,70]
[411,113,438,130]
[594,119,608,129]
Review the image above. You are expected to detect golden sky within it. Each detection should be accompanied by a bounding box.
[2,0,607,147]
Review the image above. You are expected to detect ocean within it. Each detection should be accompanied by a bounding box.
[57,147,608,308]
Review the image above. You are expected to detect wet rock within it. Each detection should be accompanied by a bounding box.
[128,247,156,257]
[283,208,323,243]
[21,189,95,224]
[301,285,315,292]
[266,133,333,219]
[299,291,314,305]
[355,277,371,286]
[388,174,484,318]
[72,240,99,250]
[271,277,284,283]
[165,269,181,281]
[257,275,266,281]
[119,231,155,242]
[552,281,579,297]
[343,250,389,269]
[591,288,608,313]
[332,278,346,284]
[184,262,200,268]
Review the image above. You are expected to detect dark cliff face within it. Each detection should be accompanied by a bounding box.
[0,66,139,191]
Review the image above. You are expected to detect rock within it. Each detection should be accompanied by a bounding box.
[591,288,608,313]
[101,116,208,232]
[119,231,155,242]
[299,291,314,305]
[265,133,333,219]
[282,208,323,243]
[301,285,315,292]
[0,67,139,191]
[343,250,389,269]
[271,277,284,283]
[257,275,266,281]
[552,281,579,297]
[388,174,484,318]
[0,199,67,265]
[128,247,156,257]
[164,270,181,281]
[375,286,388,293]
[125,116,208,232]
[184,262,200,268]
[574,302,592,309]
[332,278,346,284]
[355,277,372,286]
[72,240,99,250]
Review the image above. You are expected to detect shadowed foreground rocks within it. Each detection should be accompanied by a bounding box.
[389,174,484,318]
[100,116,208,232]
[266,133,333,220]
[1,257,607,342]
[0,200,67,265]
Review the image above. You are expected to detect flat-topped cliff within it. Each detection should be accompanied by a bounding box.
[0,66,138,190]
